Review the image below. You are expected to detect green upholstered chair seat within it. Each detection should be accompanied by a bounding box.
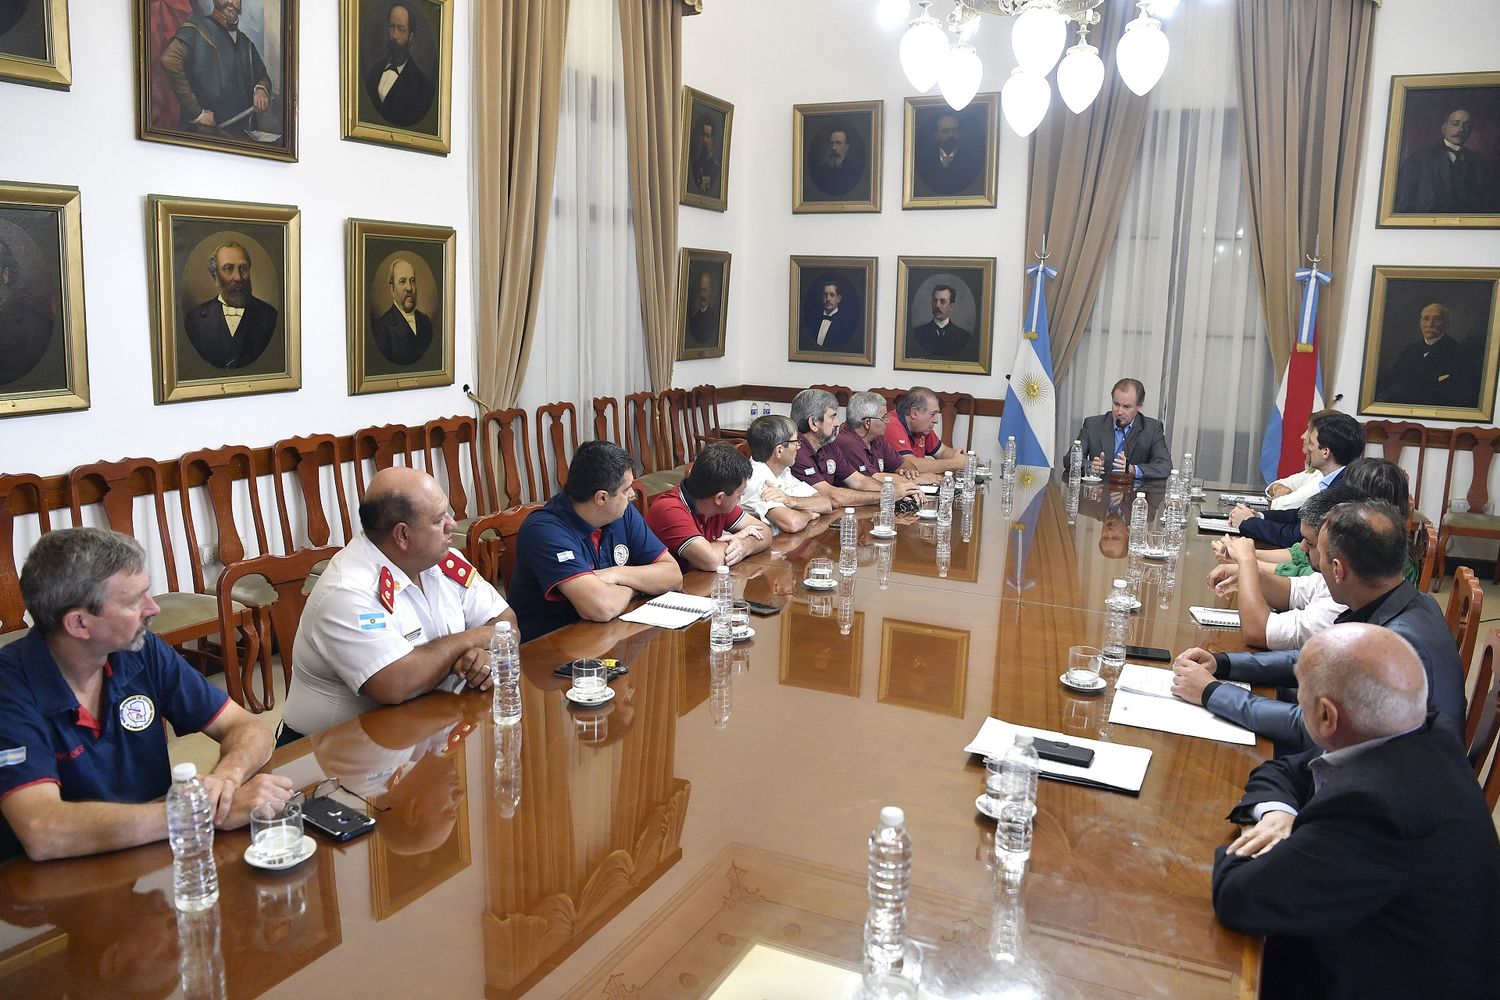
[1441,511,1500,533]
[151,591,246,634]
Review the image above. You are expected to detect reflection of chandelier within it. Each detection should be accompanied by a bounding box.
[880,0,1174,136]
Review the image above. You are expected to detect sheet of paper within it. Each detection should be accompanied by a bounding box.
[1189,605,1241,628]
[1196,516,1239,534]
[965,718,1151,794]
[1109,663,1257,746]
[619,591,716,630]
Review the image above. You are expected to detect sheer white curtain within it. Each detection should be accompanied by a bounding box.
[1055,0,1272,487]
[518,0,648,418]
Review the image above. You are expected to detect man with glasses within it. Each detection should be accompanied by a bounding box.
[820,391,928,496]
[509,441,682,639]
[742,414,833,534]
[646,442,771,571]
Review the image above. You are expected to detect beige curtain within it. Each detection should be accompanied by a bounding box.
[473,0,572,410]
[1235,0,1377,388]
[1025,0,1150,384]
[620,0,684,394]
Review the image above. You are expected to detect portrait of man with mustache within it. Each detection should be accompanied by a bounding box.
[363,0,435,129]
[371,256,434,367]
[182,240,279,370]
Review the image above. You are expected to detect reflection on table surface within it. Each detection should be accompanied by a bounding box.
[0,480,1261,999]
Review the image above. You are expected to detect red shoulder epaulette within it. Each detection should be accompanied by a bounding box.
[377,566,397,612]
[438,550,477,589]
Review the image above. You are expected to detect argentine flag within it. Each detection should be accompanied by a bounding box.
[999,261,1058,469]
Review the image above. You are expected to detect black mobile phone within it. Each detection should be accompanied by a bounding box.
[744,599,781,616]
[1125,644,1172,662]
[1033,738,1095,769]
[553,660,629,681]
[301,795,377,842]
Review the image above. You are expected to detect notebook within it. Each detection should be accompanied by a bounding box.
[1196,515,1239,535]
[1189,606,1241,628]
[1218,492,1270,508]
[1109,664,1256,746]
[619,592,717,629]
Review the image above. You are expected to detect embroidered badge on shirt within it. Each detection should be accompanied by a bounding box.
[438,551,478,588]
[557,550,576,563]
[0,747,25,767]
[119,694,156,732]
[378,566,397,612]
[805,467,815,475]
[358,612,387,631]
[613,544,629,566]
[825,459,836,475]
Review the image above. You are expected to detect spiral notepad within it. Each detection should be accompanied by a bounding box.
[1189,606,1241,628]
[620,592,717,629]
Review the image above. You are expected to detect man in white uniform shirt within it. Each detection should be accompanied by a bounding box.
[741,414,832,533]
[279,467,515,743]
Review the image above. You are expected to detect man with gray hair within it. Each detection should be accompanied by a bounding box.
[819,392,927,496]
[183,240,279,369]
[787,388,886,507]
[371,257,434,366]
[742,413,832,533]
[883,387,967,475]
[0,528,293,861]
[1212,623,1500,999]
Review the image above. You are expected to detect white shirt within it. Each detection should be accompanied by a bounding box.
[398,306,419,334]
[378,62,405,102]
[815,310,838,346]
[741,460,819,526]
[1263,572,1346,650]
[1268,468,1320,510]
[219,295,245,337]
[283,535,508,736]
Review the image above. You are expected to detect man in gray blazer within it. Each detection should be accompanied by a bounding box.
[1061,377,1173,480]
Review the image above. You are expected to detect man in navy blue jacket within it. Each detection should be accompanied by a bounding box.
[1230,410,1363,547]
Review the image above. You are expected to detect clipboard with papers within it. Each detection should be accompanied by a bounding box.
[965,718,1151,795]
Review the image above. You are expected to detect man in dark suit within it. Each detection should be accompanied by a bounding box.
[1062,377,1173,480]
[183,241,278,370]
[364,1,435,129]
[1211,622,1500,1000]
[908,285,975,361]
[684,271,719,348]
[1378,301,1479,407]
[809,127,862,198]
[689,119,721,197]
[1392,107,1496,215]
[914,112,982,196]
[1231,409,1363,547]
[0,239,53,386]
[1171,499,1466,753]
[800,280,858,352]
[371,258,433,367]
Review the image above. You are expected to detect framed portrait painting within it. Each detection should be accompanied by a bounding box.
[1357,265,1500,423]
[677,247,730,361]
[893,256,995,375]
[680,86,733,212]
[0,182,88,418]
[1377,72,1500,229]
[340,0,452,155]
[347,217,455,395]
[788,255,876,367]
[0,0,71,88]
[793,100,881,214]
[135,0,298,162]
[902,93,998,209]
[147,194,301,404]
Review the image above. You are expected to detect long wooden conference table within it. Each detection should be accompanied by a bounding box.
[0,479,1266,999]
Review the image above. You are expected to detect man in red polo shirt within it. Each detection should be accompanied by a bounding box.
[646,443,771,571]
[884,386,968,476]
[820,392,928,495]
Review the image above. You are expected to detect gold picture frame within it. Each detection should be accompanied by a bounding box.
[902,93,998,210]
[147,194,301,404]
[0,0,71,89]
[0,181,88,419]
[134,0,299,162]
[680,86,733,211]
[346,217,456,395]
[893,255,995,375]
[788,255,877,367]
[778,599,863,697]
[793,99,882,214]
[340,0,453,155]
[1376,71,1500,230]
[878,619,970,718]
[677,247,730,361]
[1357,265,1500,422]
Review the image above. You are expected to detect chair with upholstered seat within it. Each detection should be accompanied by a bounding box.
[536,401,581,493]
[935,391,977,451]
[271,433,354,553]
[1444,566,1483,684]
[811,383,852,407]
[480,407,542,509]
[424,415,487,548]
[0,474,51,648]
[1415,521,1439,593]
[352,422,423,497]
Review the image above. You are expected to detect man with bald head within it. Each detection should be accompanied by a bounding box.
[1212,623,1500,1000]
[371,257,434,366]
[1379,301,1478,408]
[279,467,516,742]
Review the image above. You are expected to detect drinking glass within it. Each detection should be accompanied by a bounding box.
[250,800,303,862]
[1066,645,1102,687]
[730,600,751,636]
[570,659,607,700]
[807,557,835,587]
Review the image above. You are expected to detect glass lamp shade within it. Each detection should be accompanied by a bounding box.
[1011,3,1067,77]
[1056,40,1104,113]
[939,43,984,111]
[1001,67,1051,137]
[900,13,949,93]
[1115,13,1169,96]
[877,0,912,29]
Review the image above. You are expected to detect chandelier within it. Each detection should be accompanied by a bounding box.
[880,0,1174,136]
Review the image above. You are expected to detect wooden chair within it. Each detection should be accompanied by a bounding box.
[1364,420,1434,508]
[271,433,353,552]
[936,391,977,451]
[867,387,906,412]
[0,474,51,646]
[216,546,340,712]
[625,391,664,473]
[1436,427,1500,584]
[1466,628,1500,748]
[1466,629,1500,809]
[462,504,543,592]
[657,389,698,468]
[1415,521,1439,593]
[1445,566,1483,684]
[811,383,852,406]
[593,396,622,444]
[424,415,486,522]
[353,422,422,497]
[480,407,542,509]
[690,384,724,444]
[536,401,581,493]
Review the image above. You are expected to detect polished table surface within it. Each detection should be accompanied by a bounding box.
[0,480,1263,999]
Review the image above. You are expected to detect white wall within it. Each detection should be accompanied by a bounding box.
[3,1,475,478]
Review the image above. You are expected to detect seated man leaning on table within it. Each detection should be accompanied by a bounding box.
[1260,408,1344,509]
[1062,377,1172,481]
[645,441,772,571]
[1171,499,1465,754]
[507,440,682,639]
[278,467,516,745]
[1212,623,1500,1000]
[820,391,930,495]
[0,528,294,862]
[883,386,967,475]
[788,388,910,508]
[1228,410,1363,547]
[740,413,833,533]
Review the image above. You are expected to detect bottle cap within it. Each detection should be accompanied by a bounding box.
[1113,578,1127,588]
[1013,733,1034,747]
[496,621,511,633]
[1171,469,1179,475]
[879,805,905,827]
[884,475,892,482]
[845,507,854,514]
[172,762,198,782]
[716,565,729,575]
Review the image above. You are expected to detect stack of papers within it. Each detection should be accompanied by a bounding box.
[619,592,716,629]
[965,718,1151,794]
[1196,515,1239,534]
[1109,663,1256,745]
[1189,605,1241,628]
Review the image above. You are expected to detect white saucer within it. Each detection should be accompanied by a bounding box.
[916,509,938,520]
[1081,474,1103,483]
[1141,547,1173,560]
[975,793,1003,820]
[869,526,897,538]
[1059,671,1107,693]
[566,686,616,706]
[245,834,317,871]
[732,626,756,643]
[804,577,839,590]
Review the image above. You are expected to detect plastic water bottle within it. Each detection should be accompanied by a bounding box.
[1165,490,1186,551]
[878,476,896,533]
[936,527,952,578]
[1104,576,1134,612]
[877,537,892,589]
[748,401,760,420]
[176,903,227,1000]
[840,507,858,576]
[167,763,219,911]
[1068,439,1083,491]
[1182,451,1195,488]
[710,648,733,729]
[996,735,1039,872]
[1003,436,1017,479]
[710,565,734,650]
[490,622,522,725]
[863,806,914,981]
[938,472,954,527]
[1102,589,1129,669]
[838,574,857,635]
[494,723,523,817]
[762,401,771,418]
[962,449,978,491]
[1128,493,1149,556]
